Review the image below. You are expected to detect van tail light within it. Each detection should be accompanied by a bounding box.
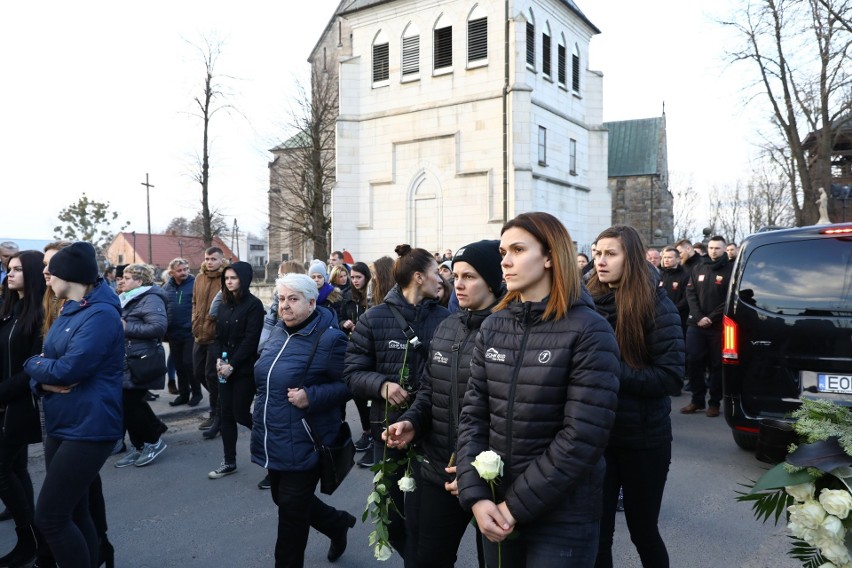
[821,226,852,235]
[722,315,739,364]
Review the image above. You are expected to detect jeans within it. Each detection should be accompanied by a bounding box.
[482,517,600,568]
[193,342,219,412]
[219,374,254,464]
[268,467,352,568]
[0,442,33,527]
[123,389,162,449]
[35,437,114,568]
[595,444,671,568]
[686,326,722,407]
[416,478,484,568]
[170,339,198,397]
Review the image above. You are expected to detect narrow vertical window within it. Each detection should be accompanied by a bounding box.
[467,17,487,63]
[526,22,535,67]
[558,43,566,85]
[542,33,551,77]
[373,42,389,82]
[569,138,577,175]
[434,26,453,70]
[538,126,547,166]
[402,33,420,76]
[572,44,581,92]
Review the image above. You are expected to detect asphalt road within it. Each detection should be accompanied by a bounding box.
[0,390,794,567]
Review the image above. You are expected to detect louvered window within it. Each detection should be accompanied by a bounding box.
[467,17,487,63]
[542,33,551,77]
[373,42,389,82]
[572,47,580,91]
[569,138,577,175]
[434,26,453,70]
[526,22,535,67]
[558,44,566,85]
[538,126,547,165]
[402,35,420,76]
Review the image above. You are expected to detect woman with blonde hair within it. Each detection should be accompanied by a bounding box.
[369,256,394,306]
[456,212,621,567]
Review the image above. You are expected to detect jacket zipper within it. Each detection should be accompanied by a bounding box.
[505,307,532,477]
[262,333,293,468]
[2,319,17,437]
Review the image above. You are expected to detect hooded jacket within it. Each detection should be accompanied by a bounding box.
[686,255,733,328]
[121,285,168,391]
[399,304,495,486]
[163,274,194,341]
[592,281,684,449]
[456,291,620,525]
[24,280,124,442]
[215,261,264,379]
[344,285,450,436]
[0,303,42,444]
[251,306,350,472]
[192,261,229,344]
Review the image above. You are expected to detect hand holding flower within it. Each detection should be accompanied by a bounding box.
[380,381,410,407]
[383,420,415,449]
[444,466,458,496]
[472,499,514,542]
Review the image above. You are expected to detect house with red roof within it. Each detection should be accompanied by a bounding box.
[105,232,238,272]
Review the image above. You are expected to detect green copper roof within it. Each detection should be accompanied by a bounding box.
[604,117,664,177]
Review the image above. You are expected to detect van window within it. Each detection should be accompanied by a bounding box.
[738,238,852,316]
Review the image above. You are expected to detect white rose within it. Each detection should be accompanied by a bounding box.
[786,482,816,503]
[821,541,852,565]
[398,475,416,493]
[816,563,838,568]
[789,500,827,530]
[471,450,504,481]
[374,543,393,562]
[819,515,846,543]
[820,489,852,519]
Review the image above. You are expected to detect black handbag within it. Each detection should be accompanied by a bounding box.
[299,320,355,495]
[126,343,167,385]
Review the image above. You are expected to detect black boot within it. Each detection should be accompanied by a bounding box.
[98,535,114,568]
[327,512,356,562]
[0,525,37,567]
[202,414,221,440]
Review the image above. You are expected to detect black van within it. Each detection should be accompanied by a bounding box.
[722,223,852,451]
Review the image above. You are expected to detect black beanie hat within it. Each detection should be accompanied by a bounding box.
[452,240,503,294]
[48,242,99,284]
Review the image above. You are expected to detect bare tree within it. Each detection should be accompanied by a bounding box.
[709,182,747,244]
[268,66,337,262]
[670,172,698,241]
[722,0,852,225]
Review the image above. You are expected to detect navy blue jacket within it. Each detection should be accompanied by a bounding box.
[121,286,168,391]
[251,306,350,472]
[163,274,194,341]
[25,280,124,442]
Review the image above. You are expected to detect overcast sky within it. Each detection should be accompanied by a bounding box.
[1,0,756,242]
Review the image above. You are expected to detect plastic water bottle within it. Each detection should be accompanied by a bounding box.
[218,352,229,384]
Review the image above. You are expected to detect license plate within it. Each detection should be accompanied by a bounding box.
[818,374,852,394]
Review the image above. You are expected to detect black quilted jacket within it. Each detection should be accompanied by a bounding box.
[456,291,620,525]
[399,305,493,485]
[343,286,449,436]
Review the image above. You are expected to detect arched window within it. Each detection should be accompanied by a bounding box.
[467,5,487,63]
[572,43,581,92]
[402,23,420,77]
[542,22,552,78]
[372,30,390,83]
[525,9,535,68]
[557,33,566,86]
[434,14,453,70]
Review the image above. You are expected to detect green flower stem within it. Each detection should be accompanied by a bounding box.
[491,481,502,568]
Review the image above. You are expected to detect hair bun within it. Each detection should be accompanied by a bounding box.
[394,244,412,257]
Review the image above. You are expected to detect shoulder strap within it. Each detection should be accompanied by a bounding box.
[387,304,422,350]
[298,320,328,389]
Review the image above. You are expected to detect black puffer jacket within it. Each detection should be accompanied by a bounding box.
[456,291,620,525]
[399,305,494,486]
[659,265,690,327]
[686,255,733,328]
[0,304,42,444]
[344,285,449,436]
[121,286,168,391]
[592,285,684,449]
[215,262,265,379]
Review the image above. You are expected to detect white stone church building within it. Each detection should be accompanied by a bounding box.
[328,0,610,260]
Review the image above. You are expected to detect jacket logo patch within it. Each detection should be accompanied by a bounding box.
[537,350,552,364]
[388,340,406,350]
[432,351,449,364]
[485,347,506,362]
[698,275,706,282]
[672,282,678,290]
[715,276,724,284]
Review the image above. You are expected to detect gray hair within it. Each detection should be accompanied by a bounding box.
[276,273,318,302]
[168,257,189,270]
[0,241,19,254]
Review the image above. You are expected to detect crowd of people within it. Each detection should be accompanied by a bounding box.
[0,218,746,567]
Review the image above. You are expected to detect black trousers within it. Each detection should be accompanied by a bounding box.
[219,374,254,464]
[123,389,162,449]
[170,338,199,398]
[595,444,671,568]
[686,326,722,408]
[0,442,33,528]
[193,342,219,412]
[268,467,351,568]
[416,478,484,568]
[35,437,113,568]
[353,395,371,432]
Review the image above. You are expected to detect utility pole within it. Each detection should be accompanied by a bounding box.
[141,173,154,264]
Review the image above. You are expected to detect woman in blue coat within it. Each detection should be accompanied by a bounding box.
[24,242,124,568]
[251,273,354,568]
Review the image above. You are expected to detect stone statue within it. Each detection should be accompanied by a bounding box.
[816,187,831,225]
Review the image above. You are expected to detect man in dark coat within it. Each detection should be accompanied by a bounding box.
[163,258,200,407]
